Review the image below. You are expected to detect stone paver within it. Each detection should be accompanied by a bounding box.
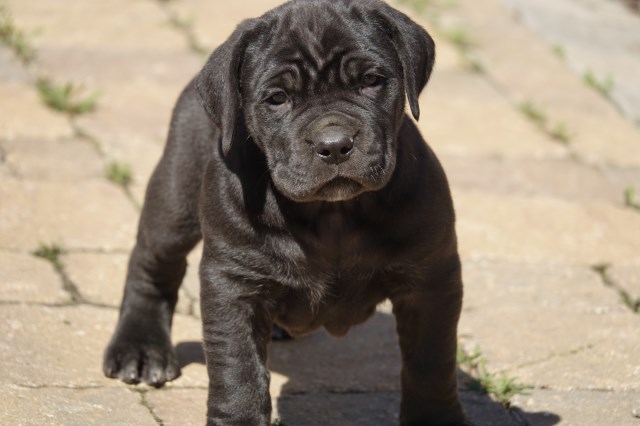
[64,252,194,315]
[511,389,640,426]
[504,0,640,126]
[0,179,137,251]
[0,252,69,304]
[0,386,157,426]
[1,137,104,180]
[2,0,640,425]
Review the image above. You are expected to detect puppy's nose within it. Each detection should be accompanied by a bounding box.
[314,133,354,165]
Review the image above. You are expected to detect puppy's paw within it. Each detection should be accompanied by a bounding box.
[103,334,180,387]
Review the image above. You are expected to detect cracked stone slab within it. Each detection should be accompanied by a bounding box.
[165,0,285,52]
[503,0,640,126]
[609,260,640,304]
[0,83,73,141]
[0,385,157,426]
[74,81,170,186]
[454,190,640,263]
[439,0,640,167]
[420,65,568,161]
[1,137,104,180]
[459,259,640,390]
[0,304,202,388]
[7,0,185,52]
[442,154,622,204]
[146,388,517,426]
[0,252,69,304]
[36,48,202,87]
[64,252,193,315]
[0,47,31,84]
[511,389,640,426]
[0,178,137,251]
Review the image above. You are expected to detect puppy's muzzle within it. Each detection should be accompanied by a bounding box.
[313,128,354,165]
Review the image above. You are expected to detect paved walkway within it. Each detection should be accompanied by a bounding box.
[1,0,639,424]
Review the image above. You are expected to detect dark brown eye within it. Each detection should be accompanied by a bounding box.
[267,91,288,105]
[362,74,384,88]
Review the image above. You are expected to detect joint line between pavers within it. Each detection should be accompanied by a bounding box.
[504,343,596,374]
[136,389,166,426]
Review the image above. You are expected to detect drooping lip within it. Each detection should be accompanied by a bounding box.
[314,176,365,202]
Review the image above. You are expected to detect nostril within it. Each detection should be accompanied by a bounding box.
[340,146,352,155]
[320,149,331,157]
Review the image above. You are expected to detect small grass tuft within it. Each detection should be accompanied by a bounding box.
[551,44,566,60]
[36,78,100,116]
[105,161,133,188]
[549,122,571,144]
[624,187,640,211]
[444,27,471,50]
[0,5,37,64]
[166,12,208,56]
[32,242,66,270]
[583,70,614,98]
[457,345,530,409]
[519,101,572,145]
[398,0,433,14]
[519,101,547,127]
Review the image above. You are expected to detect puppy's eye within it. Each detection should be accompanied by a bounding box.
[267,91,289,106]
[362,74,385,88]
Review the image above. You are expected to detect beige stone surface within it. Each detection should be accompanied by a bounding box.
[0,83,73,141]
[609,260,640,302]
[439,0,640,167]
[0,304,202,388]
[8,0,185,52]
[166,0,285,51]
[454,190,640,263]
[511,389,640,426]
[421,66,568,160]
[459,259,640,390]
[443,154,622,204]
[0,178,137,251]
[0,251,69,304]
[146,388,208,426]
[1,137,104,179]
[0,385,157,426]
[64,252,194,315]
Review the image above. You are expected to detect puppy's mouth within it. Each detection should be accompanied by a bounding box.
[313,177,365,202]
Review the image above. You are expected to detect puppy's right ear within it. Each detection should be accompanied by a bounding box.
[195,19,257,156]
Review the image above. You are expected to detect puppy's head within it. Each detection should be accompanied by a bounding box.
[196,0,435,202]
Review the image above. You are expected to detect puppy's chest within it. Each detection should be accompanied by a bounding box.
[267,228,393,337]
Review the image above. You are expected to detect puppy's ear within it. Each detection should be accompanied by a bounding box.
[373,5,435,121]
[195,19,257,156]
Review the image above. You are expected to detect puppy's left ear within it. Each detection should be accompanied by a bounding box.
[373,4,435,121]
[195,19,258,156]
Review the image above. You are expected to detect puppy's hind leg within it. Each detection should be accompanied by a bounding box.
[103,87,211,387]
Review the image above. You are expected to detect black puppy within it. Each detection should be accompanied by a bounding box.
[104,0,468,424]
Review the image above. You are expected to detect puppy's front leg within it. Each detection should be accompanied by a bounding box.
[392,258,468,426]
[200,261,273,426]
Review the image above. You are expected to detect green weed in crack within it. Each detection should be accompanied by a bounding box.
[105,161,133,189]
[36,78,100,116]
[583,70,614,98]
[32,242,65,270]
[457,345,530,409]
[624,187,640,212]
[519,100,572,144]
[592,263,640,313]
[0,5,37,64]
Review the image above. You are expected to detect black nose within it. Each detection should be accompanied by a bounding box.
[314,133,354,165]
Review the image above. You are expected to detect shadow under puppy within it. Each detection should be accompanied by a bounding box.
[103,0,469,424]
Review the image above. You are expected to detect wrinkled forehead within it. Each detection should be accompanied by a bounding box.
[242,3,398,91]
